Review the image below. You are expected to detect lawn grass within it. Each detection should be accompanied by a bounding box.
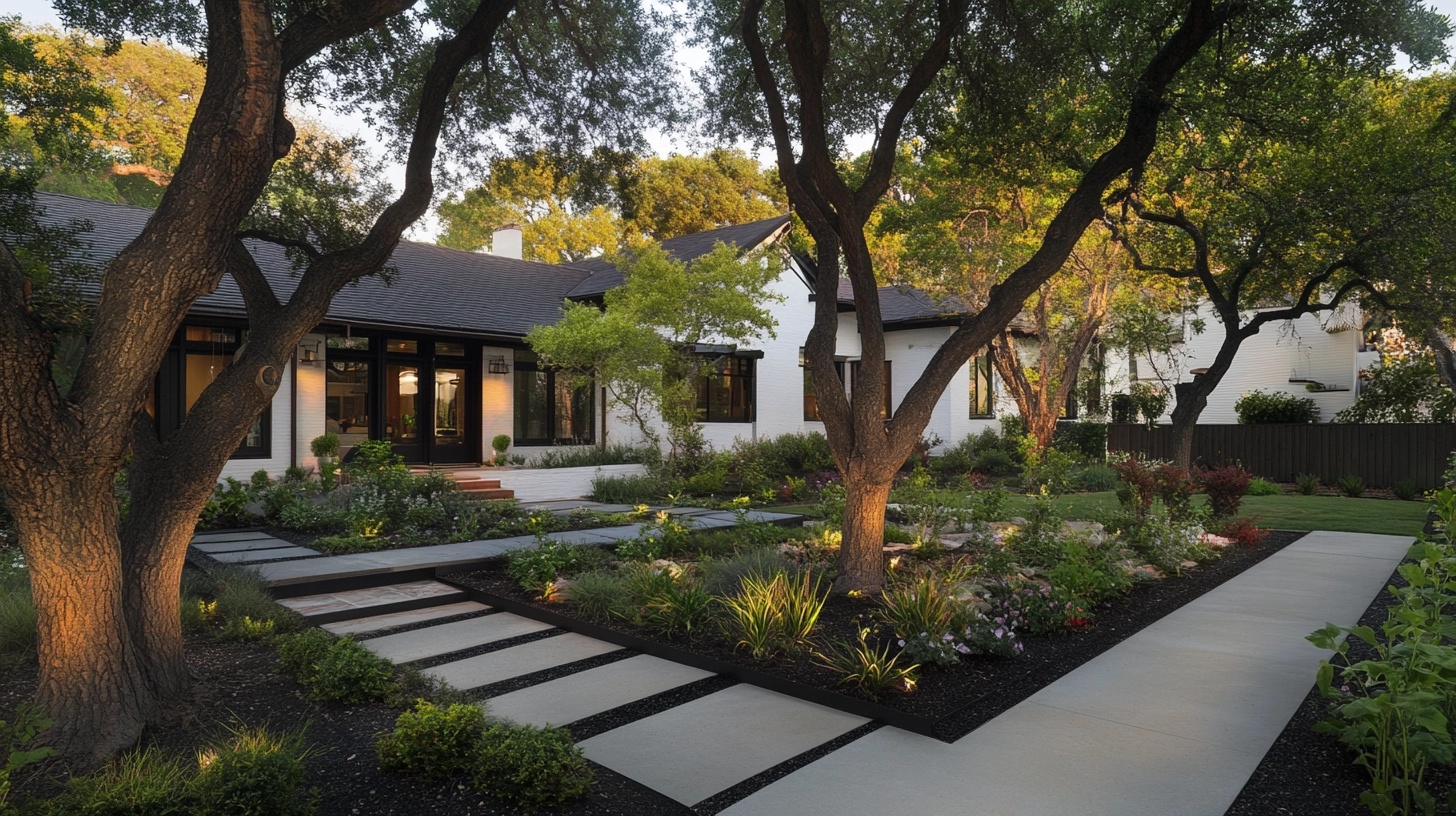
[776,492,1429,537]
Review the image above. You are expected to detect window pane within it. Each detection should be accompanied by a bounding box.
[326,334,369,351]
[970,352,994,418]
[184,350,229,411]
[436,341,466,357]
[387,338,419,354]
[434,368,465,441]
[326,361,371,454]
[554,377,594,443]
[185,326,236,344]
[514,369,550,441]
[388,364,420,442]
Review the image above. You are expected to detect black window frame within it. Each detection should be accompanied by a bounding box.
[696,355,756,423]
[849,359,892,419]
[801,350,846,422]
[156,322,272,459]
[512,349,596,446]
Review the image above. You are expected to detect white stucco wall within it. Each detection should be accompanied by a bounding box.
[1121,302,1361,424]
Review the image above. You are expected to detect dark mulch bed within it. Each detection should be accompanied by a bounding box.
[452,530,1305,741]
[1226,563,1456,816]
[0,636,690,815]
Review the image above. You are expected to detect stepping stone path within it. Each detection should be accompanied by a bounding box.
[189,506,900,809]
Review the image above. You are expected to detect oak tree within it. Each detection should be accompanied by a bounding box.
[694,0,1448,592]
[0,0,671,760]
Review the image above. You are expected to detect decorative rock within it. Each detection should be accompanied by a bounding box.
[1179,559,1198,569]
[1199,533,1233,549]
[649,559,685,578]
[938,539,965,551]
[882,543,914,553]
[1006,517,1030,527]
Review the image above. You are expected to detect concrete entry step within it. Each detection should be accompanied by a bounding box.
[276,579,466,624]
[359,613,555,664]
[191,530,275,544]
[321,601,491,637]
[486,655,714,728]
[425,633,623,690]
[578,684,868,807]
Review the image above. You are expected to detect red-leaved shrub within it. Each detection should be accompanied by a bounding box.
[1216,517,1270,548]
[1199,464,1253,518]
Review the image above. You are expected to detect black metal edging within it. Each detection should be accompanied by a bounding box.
[436,572,939,738]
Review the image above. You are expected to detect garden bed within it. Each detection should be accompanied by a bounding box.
[448,529,1304,742]
[0,635,692,816]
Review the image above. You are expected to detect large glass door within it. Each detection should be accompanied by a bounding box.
[431,366,468,463]
[386,362,426,463]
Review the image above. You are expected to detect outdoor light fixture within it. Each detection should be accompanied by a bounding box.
[298,339,321,365]
[487,355,511,374]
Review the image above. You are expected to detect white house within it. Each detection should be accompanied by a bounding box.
[41,191,1364,482]
[1114,301,1374,424]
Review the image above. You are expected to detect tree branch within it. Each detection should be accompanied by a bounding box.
[235,229,321,259]
[224,239,281,320]
[279,0,419,72]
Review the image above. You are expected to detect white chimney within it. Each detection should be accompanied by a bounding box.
[491,223,523,260]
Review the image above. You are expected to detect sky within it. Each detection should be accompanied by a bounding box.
[10,0,1456,241]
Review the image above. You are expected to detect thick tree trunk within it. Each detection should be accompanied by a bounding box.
[835,471,894,593]
[1428,328,1456,391]
[21,477,155,764]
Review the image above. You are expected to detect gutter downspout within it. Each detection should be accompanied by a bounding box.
[290,349,299,469]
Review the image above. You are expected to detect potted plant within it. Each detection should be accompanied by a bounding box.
[311,432,340,491]
[491,434,511,466]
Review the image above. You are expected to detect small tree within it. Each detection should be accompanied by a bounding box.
[527,242,782,456]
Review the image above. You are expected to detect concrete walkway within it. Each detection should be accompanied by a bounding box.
[718,531,1413,816]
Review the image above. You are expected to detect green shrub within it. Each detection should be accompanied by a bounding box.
[307,638,395,704]
[344,440,408,478]
[311,534,382,555]
[879,568,964,642]
[639,578,716,635]
[562,570,633,622]
[211,567,301,634]
[193,726,313,816]
[589,473,669,504]
[1246,477,1282,496]
[1337,474,1367,498]
[309,433,340,459]
[219,616,276,642]
[199,478,260,530]
[1295,473,1321,495]
[1234,390,1320,424]
[1020,447,1077,496]
[471,724,593,812]
[376,700,487,781]
[391,666,475,708]
[507,542,590,596]
[1393,479,1420,501]
[700,548,790,596]
[720,571,826,658]
[1069,464,1119,493]
[531,444,658,468]
[275,629,334,686]
[276,501,348,534]
[1051,422,1108,462]
[971,448,1019,476]
[491,434,512,458]
[814,628,919,700]
[51,746,196,816]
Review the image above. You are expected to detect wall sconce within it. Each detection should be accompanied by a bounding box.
[298,339,321,365]
[487,355,511,374]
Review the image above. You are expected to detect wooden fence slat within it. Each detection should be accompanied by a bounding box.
[1105,423,1456,490]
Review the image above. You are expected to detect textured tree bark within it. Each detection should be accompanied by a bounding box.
[1428,328,1456,391]
[834,468,895,593]
[21,476,155,763]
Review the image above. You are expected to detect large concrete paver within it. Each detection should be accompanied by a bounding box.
[578,684,867,807]
[191,531,275,544]
[209,546,319,563]
[277,580,464,618]
[426,633,622,690]
[192,538,298,554]
[720,531,1412,816]
[486,655,712,727]
[321,601,490,636]
[360,614,554,664]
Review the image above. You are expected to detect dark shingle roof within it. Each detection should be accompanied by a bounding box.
[834,278,1035,333]
[563,215,791,299]
[34,192,593,339]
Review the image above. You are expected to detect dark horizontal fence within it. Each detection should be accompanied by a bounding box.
[1106,423,1456,490]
